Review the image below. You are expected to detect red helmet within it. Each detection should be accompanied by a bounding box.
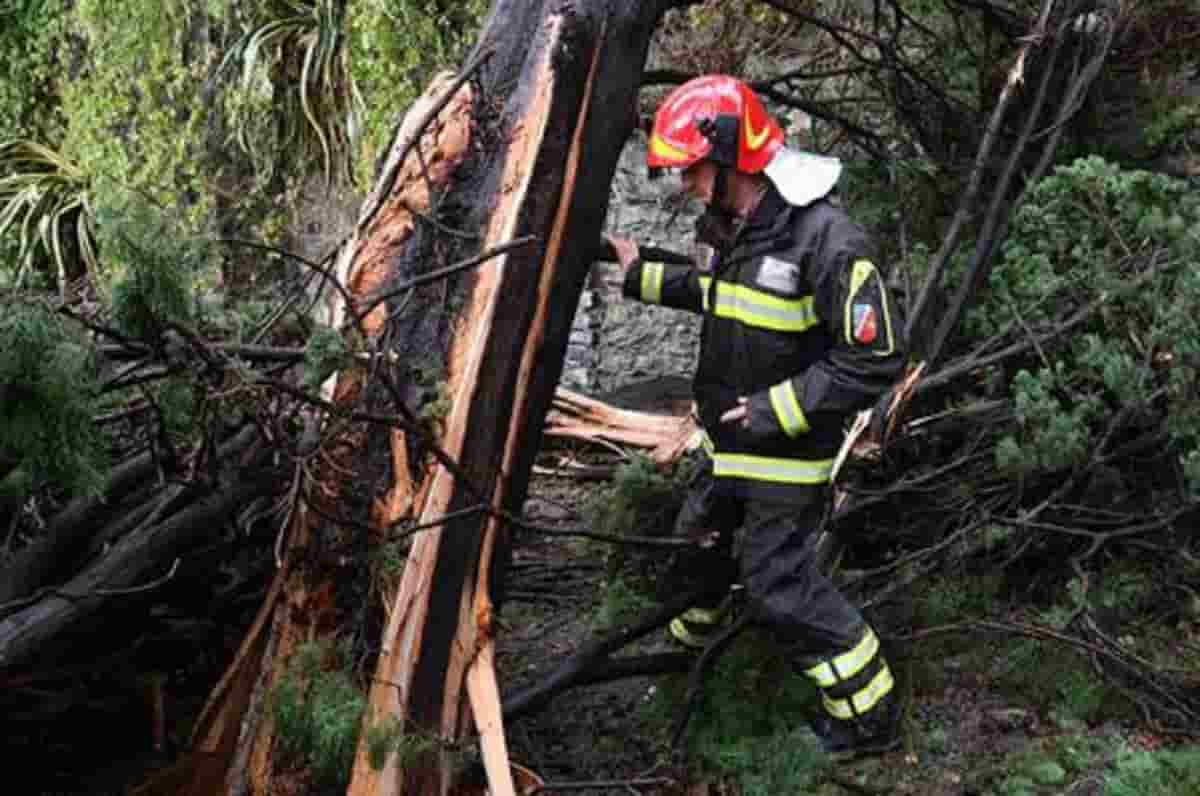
[647,75,784,175]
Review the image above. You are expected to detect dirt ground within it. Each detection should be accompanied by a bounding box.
[496,468,1159,796]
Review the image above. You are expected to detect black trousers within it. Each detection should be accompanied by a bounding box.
[670,457,866,667]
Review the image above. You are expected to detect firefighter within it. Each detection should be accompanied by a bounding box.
[606,75,906,757]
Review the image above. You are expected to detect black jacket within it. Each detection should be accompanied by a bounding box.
[623,188,906,503]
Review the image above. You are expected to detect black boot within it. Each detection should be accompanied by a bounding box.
[667,584,743,649]
[808,689,902,759]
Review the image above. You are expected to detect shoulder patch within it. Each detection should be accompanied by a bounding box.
[756,255,800,293]
[852,303,878,343]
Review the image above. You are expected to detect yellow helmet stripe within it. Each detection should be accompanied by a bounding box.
[744,113,770,150]
[649,133,695,165]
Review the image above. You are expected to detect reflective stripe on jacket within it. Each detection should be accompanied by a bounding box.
[623,189,906,503]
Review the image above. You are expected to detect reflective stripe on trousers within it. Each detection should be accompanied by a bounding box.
[822,664,895,720]
[802,626,895,719]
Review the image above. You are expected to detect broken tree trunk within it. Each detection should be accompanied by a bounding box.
[159,2,677,794]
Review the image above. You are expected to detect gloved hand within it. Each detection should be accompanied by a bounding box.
[721,391,793,443]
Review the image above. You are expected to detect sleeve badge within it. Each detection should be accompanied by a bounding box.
[852,303,878,344]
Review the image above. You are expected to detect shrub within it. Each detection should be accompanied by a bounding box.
[100,198,203,341]
[1104,744,1200,796]
[972,157,1200,489]
[271,640,366,789]
[586,453,688,542]
[649,638,827,793]
[0,299,105,500]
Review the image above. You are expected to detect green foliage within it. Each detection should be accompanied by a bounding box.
[0,0,68,144]
[1093,564,1151,617]
[106,259,191,343]
[370,538,409,581]
[348,0,486,183]
[585,453,690,607]
[364,717,402,770]
[0,299,104,499]
[99,197,209,340]
[651,638,827,793]
[270,639,366,789]
[592,573,655,630]
[66,3,214,230]
[363,716,435,771]
[1104,744,1200,796]
[418,379,452,426]
[842,159,944,266]
[2,0,489,293]
[992,635,1128,725]
[916,572,1001,626]
[220,0,363,188]
[304,325,353,391]
[0,140,96,289]
[996,366,1097,476]
[153,376,200,440]
[973,157,1200,487]
[987,734,1112,796]
[1144,100,1200,155]
[586,453,686,541]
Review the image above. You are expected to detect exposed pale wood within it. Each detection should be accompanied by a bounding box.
[281,72,476,796]
[151,72,475,796]
[349,30,563,793]
[545,388,701,466]
[456,22,605,796]
[465,640,515,796]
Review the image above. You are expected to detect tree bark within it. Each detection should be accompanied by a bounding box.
[0,442,274,670]
[154,3,676,794]
[0,446,159,605]
[0,425,260,606]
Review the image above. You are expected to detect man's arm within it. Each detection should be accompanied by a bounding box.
[608,235,704,313]
[739,254,906,439]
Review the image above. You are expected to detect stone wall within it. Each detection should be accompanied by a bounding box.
[561,136,703,396]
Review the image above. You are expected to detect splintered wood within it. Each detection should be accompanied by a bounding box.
[543,388,701,467]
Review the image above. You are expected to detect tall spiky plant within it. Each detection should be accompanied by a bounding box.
[220,0,363,189]
[0,140,97,296]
